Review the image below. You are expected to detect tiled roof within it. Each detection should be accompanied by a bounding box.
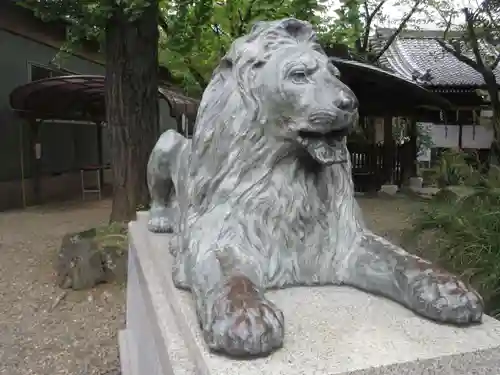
[373,29,500,87]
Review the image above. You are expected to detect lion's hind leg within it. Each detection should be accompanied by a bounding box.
[339,231,483,325]
[188,221,284,357]
[147,130,187,233]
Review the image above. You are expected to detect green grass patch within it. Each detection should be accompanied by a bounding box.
[405,187,500,317]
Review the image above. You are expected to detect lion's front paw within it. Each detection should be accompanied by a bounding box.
[203,276,284,357]
[408,271,483,325]
[148,208,174,233]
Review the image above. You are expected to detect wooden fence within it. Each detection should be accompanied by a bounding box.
[348,142,412,192]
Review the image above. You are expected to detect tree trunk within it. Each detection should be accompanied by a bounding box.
[105,0,159,222]
[484,71,500,168]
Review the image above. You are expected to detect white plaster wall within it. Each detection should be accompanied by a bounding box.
[462,125,493,149]
[430,124,460,148]
[426,124,493,149]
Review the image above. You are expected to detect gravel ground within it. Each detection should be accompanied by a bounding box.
[0,199,123,375]
[0,195,421,375]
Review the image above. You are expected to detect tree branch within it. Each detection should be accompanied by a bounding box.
[435,38,480,70]
[442,13,452,39]
[360,0,387,52]
[463,7,486,69]
[237,9,245,36]
[184,57,208,89]
[242,0,258,24]
[187,65,208,89]
[372,0,422,62]
[236,0,259,36]
[484,2,500,31]
[491,54,500,70]
[158,14,169,34]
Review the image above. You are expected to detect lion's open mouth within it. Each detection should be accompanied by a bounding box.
[297,128,349,165]
[298,128,349,140]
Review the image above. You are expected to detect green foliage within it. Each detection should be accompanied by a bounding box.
[160,0,328,95]
[427,149,477,187]
[318,0,363,48]
[406,186,500,316]
[22,0,155,44]
[160,0,431,93]
[21,0,166,70]
[95,222,128,254]
[416,123,433,151]
[22,0,430,96]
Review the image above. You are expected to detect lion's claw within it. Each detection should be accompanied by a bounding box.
[148,207,174,233]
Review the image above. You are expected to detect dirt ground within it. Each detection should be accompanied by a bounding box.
[357,194,423,246]
[0,195,421,375]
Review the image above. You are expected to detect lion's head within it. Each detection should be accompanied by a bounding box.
[190,18,359,181]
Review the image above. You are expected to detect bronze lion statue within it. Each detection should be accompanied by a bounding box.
[147,18,483,357]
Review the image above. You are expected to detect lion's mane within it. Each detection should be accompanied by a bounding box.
[188,20,326,208]
[182,20,362,278]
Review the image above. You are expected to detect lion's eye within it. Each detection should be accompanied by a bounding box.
[289,70,308,83]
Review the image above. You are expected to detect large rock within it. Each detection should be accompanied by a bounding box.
[55,231,105,290]
[102,245,128,284]
[119,212,500,375]
[55,225,128,290]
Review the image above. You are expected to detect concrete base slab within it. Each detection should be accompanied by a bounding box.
[118,330,132,375]
[120,211,500,375]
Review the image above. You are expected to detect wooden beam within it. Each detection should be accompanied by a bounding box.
[457,109,463,149]
[409,117,418,177]
[383,116,394,184]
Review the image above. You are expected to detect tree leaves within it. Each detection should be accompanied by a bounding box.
[20,0,156,50]
[159,0,329,95]
[21,0,435,96]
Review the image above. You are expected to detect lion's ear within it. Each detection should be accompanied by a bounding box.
[282,18,307,37]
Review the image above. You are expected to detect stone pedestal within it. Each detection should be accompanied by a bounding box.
[120,211,500,375]
[409,176,423,190]
[379,184,398,195]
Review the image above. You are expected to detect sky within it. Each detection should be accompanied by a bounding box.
[325,0,479,30]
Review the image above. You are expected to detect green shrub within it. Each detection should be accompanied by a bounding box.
[406,187,500,317]
[426,149,479,187]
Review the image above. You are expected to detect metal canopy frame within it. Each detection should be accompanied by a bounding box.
[9,74,200,122]
[329,57,452,115]
[8,75,199,208]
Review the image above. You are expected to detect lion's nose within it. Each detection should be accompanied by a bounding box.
[335,91,357,112]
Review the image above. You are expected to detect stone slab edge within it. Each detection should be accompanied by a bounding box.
[128,227,173,375]
[118,330,133,375]
[129,218,202,375]
[128,220,198,375]
[348,347,500,375]
[132,212,500,375]
[136,217,219,374]
[134,211,210,372]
